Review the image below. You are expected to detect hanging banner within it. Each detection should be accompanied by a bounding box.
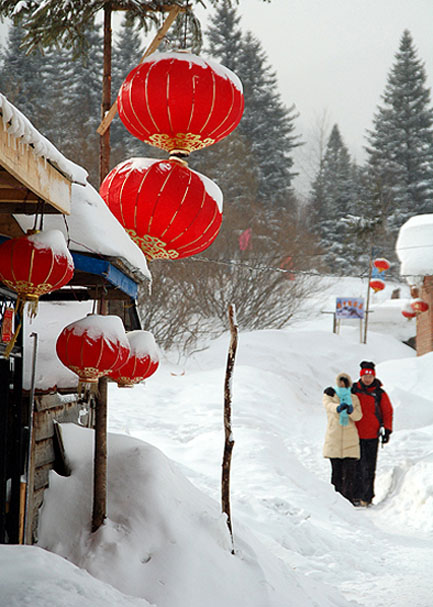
[1,306,14,342]
[336,297,365,319]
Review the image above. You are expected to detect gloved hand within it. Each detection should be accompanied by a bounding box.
[324,387,336,396]
[346,404,353,414]
[381,428,392,444]
[336,403,349,413]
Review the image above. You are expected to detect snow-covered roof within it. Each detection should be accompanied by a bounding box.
[15,181,151,281]
[396,214,433,283]
[0,93,87,185]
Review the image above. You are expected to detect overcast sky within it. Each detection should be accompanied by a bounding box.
[197,0,433,192]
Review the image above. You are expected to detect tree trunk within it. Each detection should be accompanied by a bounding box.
[100,4,112,185]
[221,303,238,553]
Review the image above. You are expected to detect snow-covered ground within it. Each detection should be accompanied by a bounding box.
[2,277,432,607]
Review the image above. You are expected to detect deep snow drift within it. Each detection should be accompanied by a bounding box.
[2,278,432,607]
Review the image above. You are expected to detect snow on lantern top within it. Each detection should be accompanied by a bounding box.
[117,51,244,156]
[396,214,433,282]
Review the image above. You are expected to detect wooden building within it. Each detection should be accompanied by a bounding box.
[0,95,150,544]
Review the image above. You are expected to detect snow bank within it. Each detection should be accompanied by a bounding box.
[396,214,433,282]
[37,424,343,607]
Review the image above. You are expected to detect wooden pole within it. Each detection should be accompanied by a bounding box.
[221,303,238,554]
[96,4,182,137]
[363,249,373,344]
[92,298,108,532]
[99,3,112,185]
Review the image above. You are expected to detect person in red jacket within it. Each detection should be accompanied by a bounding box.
[351,360,393,506]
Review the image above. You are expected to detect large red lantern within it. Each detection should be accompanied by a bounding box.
[373,258,390,272]
[109,330,160,387]
[100,158,223,260]
[0,229,74,310]
[117,51,244,156]
[56,315,130,384]
[410,298,429,313]
[369,278,385,293]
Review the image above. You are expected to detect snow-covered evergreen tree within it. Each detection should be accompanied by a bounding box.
[0,23,45,120]
[204,3,301,208]
[309,124,361,269]
[366,30,433,233]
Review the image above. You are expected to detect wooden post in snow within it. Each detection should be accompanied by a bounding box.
[221,303,238,553]
[92,297,108,532]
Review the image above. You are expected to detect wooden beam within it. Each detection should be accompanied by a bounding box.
[0,119,72,215]
[96,4,182,136]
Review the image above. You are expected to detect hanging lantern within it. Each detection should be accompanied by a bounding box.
[373,258,390,272]
[56,315,130,384]
[401,304,416,319]
[369,278,385,292]
[117,51,244,157]
[100,158,223,260]
[0,230,74,357]
[109,330,160,387]
[410,298,429,313]
[0,229,74,311]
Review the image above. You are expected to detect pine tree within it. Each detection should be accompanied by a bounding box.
[366,30,433,233]
[309,124,359,269]
[204,3,301,209]
[0,23,45,120]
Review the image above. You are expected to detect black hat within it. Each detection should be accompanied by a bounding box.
[360,361,375,370]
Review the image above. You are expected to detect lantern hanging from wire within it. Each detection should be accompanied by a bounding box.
[410,298,429,313]
[109,330,160,387]
[56,315,130,385]
[369,278,385,293]
[0,229,74,356]
[117,51,244,157]
[100,157,223,261]
[401,303,416,319]
[373,258,390,272]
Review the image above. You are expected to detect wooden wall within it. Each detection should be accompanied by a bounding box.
[416,277,433,356]
[28,392,80,543]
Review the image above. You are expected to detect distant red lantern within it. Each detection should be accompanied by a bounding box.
[100,158,223,261]
[373,258,390,272]
[410,298,429,313]
[401,305,416,319]
[56,315,130,384]
[369,278,385,292]
[117,51,244,156]
[0,229,74,312]
[109,330,160,387]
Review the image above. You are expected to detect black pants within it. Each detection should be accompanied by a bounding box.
[330,458,358,503]
[353,438,379,503]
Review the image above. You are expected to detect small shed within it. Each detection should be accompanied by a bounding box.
[0,95,151,544]
[396,214,433,356]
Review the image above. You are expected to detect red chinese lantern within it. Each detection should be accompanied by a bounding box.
[117,51,244,156]
[100,158,223,260]
[401,304,416,319]
[373,258,390,272]
[0,229,74,311]
[56,315,130,384]
[369,278,385,292]
[410,298,429,313]
[109,330,160,387]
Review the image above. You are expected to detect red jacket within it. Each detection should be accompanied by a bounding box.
[352,379,393,439]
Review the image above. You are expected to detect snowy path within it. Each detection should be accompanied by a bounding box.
[108,324,432,607]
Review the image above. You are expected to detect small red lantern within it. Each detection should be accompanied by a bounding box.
[117,51,244,156]
[410,298,429,313]
[109,330,159,387]
[401,304,416,319]
[373,258,390,272]
[0,229,74,311]
[369,278,385,292]
[100,158,223,260]
[56,315,130,384]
